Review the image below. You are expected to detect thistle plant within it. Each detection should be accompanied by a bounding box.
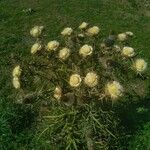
[11,22,148,149]
[12,22,148,104]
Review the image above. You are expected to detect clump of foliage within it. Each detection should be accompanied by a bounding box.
[11,22,149,149]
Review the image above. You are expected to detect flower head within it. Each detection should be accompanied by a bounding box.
[133,58,147,73]
[30,26,44,38]
[47,41,59,51]
[59,48,70,60]
[79,44,93,57]
[12,77,20,89]
[12,65,22,77]
[69,74,82,87]
[31,43,42,54]
[118,33,127,41]
[86,26,100,36]
[79,22,88,30]
[54,86,62,100]
[61,27,73,36]
[122,46,135,57]
[125,31,133,36]
[84,72,98,87]
[105,81,123,99]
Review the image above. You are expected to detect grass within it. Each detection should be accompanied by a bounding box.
[129,122,150,150]
[0,0,150,149]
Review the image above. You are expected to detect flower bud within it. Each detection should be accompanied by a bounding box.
[122,46,135,57]
[79,22,88,30]
[79,44,93,57]
[69,74,82,87]
[12,65,22,77]
[30,26,43,38]
[31,43,42,54]
[12,77,20,89]
[78,34,85,38]
[59,48,70,60]
[125,31,133,36]
[84,72,98,87]
[54,86,62,100]
[61,27,73,36]
[86,26,100,36]
[118,33,127,41]
[47,41,59,51]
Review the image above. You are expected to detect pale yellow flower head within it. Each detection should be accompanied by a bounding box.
[31,43,42,54]
[118,33,127,41]
[47,41,59,51]
[69,74,82,87]
[122,46,135,57]
[54,86,62,100]
[79,22,88,30]
[125,31,134,36]
[59,48,70,60]
[86,26,100,36]
[61,27,73,36]
[133,58,147,73]
[12,77,20,89]
[30,26,44,38]
[105,81,123,99]
[79,44,93,57]
[12,65,22,77]
[84,72,98,87]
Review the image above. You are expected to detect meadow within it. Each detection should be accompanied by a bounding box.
[0,0,150,149]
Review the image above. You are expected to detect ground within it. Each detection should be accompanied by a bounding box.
[0,0,150,149]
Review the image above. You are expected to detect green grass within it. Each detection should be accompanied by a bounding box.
[129,122,150,150]
[0,0,150,149]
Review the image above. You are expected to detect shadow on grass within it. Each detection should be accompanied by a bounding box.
[0,100,38,149]
[8,104,38,134]
[113,91,150,149]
